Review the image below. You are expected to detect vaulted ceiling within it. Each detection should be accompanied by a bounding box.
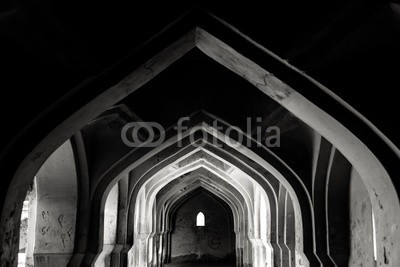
[1,2,400,266]
[1,0,400,156]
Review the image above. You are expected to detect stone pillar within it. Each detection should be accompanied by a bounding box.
[33,141,78,266]
[327,150,352,266]
[278,185,290,267]
[285,194,296,267]
[111,175,129,266]
[312,137,336,266]
[94,183,119,266]
[349,168,375,266]
[269,183,282,267]
[25,181,37,267]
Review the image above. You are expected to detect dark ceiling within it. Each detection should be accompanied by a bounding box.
[121,48,283,129]
[1,0,400,153]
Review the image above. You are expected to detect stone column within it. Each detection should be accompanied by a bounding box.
[278,186,290,267]
[349,168,374,266]
[285,194,296,267]
[25,181,37,267]
[111,175,129,266]
[93,183,119,267]
[33,141,78,267]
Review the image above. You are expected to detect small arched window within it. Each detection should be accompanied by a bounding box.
[196,212,205,226]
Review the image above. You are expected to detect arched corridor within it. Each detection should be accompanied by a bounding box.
[168,190,235,265]
[1,4,400,267]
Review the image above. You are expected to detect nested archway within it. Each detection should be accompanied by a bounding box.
[85,120,314,266]
[156,170,274,267]
[168,189,236,265]
[1,13,399,267]
[144,165,267,267]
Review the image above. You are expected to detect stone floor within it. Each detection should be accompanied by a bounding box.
[165,264,234,267]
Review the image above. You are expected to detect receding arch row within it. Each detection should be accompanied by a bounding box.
[132,160,271,266]
[69,119,306,266]
[154,165,297,266]
[151,170,254,266]
[98,158,268,266]
[125,121,314,261]
[164,186,237,265]
[158,172,248,235]
[79,122,316,266]
[156,172,273,266]
[93,113,311,242]
[1,15,398,266]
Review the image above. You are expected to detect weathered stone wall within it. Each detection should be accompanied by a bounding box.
[349,168,375,266]
[94,183,119,266]
[33,141,78,266]
[170,191,235,264]
[18,184,37,266]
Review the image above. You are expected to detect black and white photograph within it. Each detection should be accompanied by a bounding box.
[0,1,399,266]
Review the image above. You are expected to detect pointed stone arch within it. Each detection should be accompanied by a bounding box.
[1,12,399,267]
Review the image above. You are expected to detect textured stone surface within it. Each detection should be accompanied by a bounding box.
[170,192,235,264]
[1,7,400,267]
[349,168,375,266]
[33,141,77,266]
